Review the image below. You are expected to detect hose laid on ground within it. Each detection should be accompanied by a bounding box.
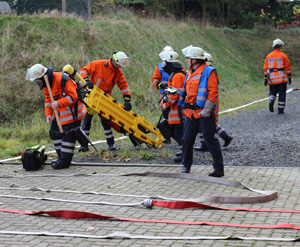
[0,171,278,204]
[0,230,299,242]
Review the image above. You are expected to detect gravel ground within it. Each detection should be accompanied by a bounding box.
[73,87,300,168]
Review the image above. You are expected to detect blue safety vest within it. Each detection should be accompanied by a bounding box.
[178,65,218,109]
[158,63,170,94]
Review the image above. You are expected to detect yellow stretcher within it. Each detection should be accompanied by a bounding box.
[63,65,163,149]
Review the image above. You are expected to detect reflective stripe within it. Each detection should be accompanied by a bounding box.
[105,133,114,139]
[95,78,101,88]
[152,79,159,85]
[62,142,76,147]
[61,148,75,153]
[53,139,62,144]
[45,103,51,107]
[192,75,201,80]
[80,71,88,76]
[121,89,129,94]
[65,96,73,105]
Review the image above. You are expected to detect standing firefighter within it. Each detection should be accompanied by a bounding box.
[178,45,224,177]
[159,50,186,163]
[26,64,86,169]
[264,38,292,114]
[152,45,175,144]
[78,51,132,152]
[195,52,233,152]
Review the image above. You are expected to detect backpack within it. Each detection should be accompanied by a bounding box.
[22,145,47,171]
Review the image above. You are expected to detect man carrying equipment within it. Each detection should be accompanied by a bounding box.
[179,45,224,177]
[78,51,132,152]
[159,50,186,163]
[263,38,292,114]
[26,64,86,169]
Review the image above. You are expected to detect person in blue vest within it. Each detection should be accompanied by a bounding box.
[194,52,233,152]
[151,46,174,144]
[178,45,224,177]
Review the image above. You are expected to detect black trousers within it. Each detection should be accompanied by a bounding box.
[269,83,287,112]
[182,115,224,171]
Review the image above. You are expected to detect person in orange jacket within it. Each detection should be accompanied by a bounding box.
[152,46,175,144]
[178,45,224,177]
[159,50,186,162]
[194,52,233,152]
[78,51,132,152]
[26,64,86,169]
[264,38,292,114]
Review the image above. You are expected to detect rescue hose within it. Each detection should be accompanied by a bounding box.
[0,230,299,242]
[0,171,278,204]
[1,208,300,230]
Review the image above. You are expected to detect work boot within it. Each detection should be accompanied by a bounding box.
[176,151,182,157]
[173,156,182,163]
[51,160,70,170]
[182,167,190,173]
[278,109,284,114]
[269,102,274,112]
[78,145,89,152]
[224,136,233,147]
[209,170,224,178]
[194,145,208,152]
[108,144,117,151]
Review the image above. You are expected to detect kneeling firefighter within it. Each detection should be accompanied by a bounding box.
[26,64,86,169]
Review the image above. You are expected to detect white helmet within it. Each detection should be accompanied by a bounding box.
[204,52,213,66]
[112,51,129,67]
[161,45,174,53]
[25,63,48,81]
[272,38,284,49]
[182,45,205,59]
[159,50,180,63]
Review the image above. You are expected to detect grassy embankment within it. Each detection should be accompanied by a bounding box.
[1,10,300,160]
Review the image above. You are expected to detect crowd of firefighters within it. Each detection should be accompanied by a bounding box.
[25,38,292,178]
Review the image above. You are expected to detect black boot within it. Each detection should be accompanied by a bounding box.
[209,170,224,177]
[51,159,70,169]
[78,145,89,152]
[224,136,233,147]
[194,145,208,152]
[173,156,182,163]
[182,167,190,173]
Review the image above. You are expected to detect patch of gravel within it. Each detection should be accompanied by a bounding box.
[73,89,300,168]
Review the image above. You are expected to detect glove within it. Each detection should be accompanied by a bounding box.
[123,95,132,111]
[84,78,94,89]
[156,81,167,90]
[199,100,215,118]
[264,78,268,86]
[288,76,292,85]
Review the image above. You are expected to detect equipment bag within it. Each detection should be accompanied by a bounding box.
[157,112,172,140]
[22,145,47,171]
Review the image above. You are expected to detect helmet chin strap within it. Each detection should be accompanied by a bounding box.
[190,59,202,70]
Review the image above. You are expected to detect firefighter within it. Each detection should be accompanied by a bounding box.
[159,50,186,162]
[194,52,233,151]
[26,64,86,169]
[178,46,224,177]
[263,38,292,114]
[152,45,175,144]
[78,51,132,152]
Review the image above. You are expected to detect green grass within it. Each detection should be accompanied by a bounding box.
[0,10,300,160]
